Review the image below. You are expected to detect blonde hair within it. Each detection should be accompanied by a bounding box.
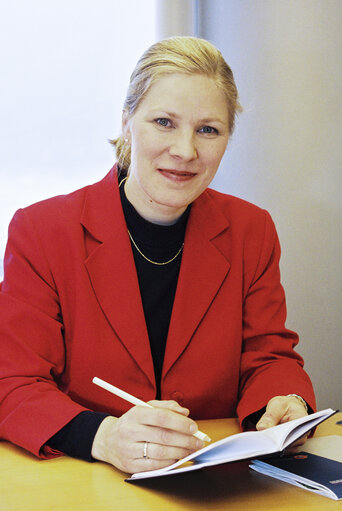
[112,36,242,171]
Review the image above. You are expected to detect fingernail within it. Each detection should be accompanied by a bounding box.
[189,423,197,434]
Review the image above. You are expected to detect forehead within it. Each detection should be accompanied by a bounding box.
[135,73,229,121]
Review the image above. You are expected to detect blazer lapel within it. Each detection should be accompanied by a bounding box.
[162,191,231,379]
[81,169,155,387]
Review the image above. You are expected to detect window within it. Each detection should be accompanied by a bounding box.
[0,0,156,279]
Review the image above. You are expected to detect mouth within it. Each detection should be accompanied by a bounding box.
[157,168,197,182]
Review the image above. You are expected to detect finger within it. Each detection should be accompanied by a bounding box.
[256,398,286,430]
[129,456,180,473]
[134,405,199,438]
[135,440,197,462]
[115,405,198,449]
[256,396,308,431]
[147,399,190,416]
[117,436,199,474]
[91,412,199,475]
[136,423,203,451]
[285,433,309,454]
[289,434,308,448]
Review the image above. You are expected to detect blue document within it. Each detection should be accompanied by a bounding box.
[250,439,342,501]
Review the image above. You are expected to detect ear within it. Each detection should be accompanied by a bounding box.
[122,110,131,142]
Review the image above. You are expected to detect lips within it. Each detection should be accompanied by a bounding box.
[158,168,196,181]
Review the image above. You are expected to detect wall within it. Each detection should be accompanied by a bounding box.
[1,0,341,411]
[156,0,197,39]
[198,0,342,410]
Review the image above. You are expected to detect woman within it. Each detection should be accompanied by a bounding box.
[0,37,315,474]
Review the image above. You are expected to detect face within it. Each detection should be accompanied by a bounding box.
[123,73,230,224]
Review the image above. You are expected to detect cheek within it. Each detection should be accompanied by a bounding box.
[212,143,228,165]
[203,146,225,168]
[132,131,163,161]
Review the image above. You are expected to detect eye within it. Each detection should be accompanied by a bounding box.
[155,118,172,127]
[199,125,218,135]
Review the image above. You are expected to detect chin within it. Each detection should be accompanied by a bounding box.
[154,193,193,210]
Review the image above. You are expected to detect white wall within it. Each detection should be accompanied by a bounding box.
[0,0,156,279]
[198,0,342,410]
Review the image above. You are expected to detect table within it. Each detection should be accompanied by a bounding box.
[1,413,341,510]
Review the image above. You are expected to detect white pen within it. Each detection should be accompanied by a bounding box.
[92,376,211,443]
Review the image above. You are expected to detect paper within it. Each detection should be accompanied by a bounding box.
[127,408,336,481]
[250,436,342,500]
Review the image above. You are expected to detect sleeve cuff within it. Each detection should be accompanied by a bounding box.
[45,411,109,462]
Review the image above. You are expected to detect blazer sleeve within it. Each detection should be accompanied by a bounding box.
[236,210,316,424]
[0,208,88,458]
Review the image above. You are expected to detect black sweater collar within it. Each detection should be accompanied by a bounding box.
[119,176,191,251]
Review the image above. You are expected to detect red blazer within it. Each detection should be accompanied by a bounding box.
[0,167,315,458]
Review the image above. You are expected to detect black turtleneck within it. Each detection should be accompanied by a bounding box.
[120,177,190,391]
[46,175,190,460]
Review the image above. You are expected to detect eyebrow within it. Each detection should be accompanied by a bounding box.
[151,110,227,125]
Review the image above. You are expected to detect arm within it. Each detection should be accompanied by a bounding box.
[237,210,316,427]
[45,404,203,472]
[0,209,203,470]
[0,209,88,457]
[46,411,109,461]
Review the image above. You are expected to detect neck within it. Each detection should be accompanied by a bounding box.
[123,176,187,226]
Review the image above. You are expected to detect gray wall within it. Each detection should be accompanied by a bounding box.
[198,0,342,410]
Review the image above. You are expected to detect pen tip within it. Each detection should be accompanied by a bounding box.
[195,430,211,442]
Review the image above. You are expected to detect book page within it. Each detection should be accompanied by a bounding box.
[281,409,336,447]
[194,429,277,462]
[261,408,337,449]
[128,409,336,481]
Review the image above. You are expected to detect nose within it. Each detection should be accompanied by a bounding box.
[168,131,198,161]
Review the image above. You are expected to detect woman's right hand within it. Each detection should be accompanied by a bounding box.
[91,400,204,474]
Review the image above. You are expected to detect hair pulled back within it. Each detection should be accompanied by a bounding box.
[112,36,242,171]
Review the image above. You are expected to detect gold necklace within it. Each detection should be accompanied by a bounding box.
[119,176,184,266]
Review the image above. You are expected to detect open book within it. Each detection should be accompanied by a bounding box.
[250,435,342,500]
[127,409,336,481]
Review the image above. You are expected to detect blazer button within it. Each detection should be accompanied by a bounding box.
[172,391,184,404]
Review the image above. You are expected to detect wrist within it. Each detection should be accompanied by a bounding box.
[286,394,308,413]
[91,416,118,462]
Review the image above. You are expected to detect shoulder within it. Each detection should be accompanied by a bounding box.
[206,186,265,214]
[10,168,117,235]
[5,168,119,282]
[202,189,281,285]
[204,187,275,234]
[21,169,114,216]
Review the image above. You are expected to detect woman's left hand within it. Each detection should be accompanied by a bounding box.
[256,395,309,449]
